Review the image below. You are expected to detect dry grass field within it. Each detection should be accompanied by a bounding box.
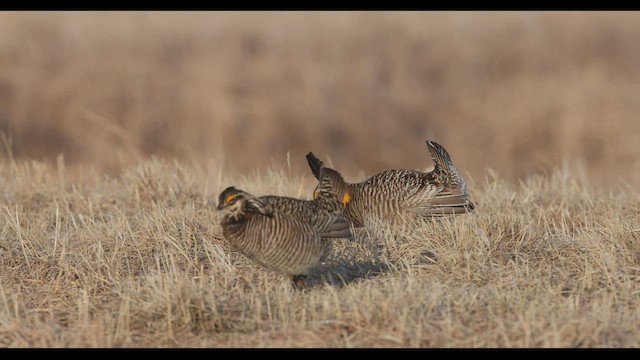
[0,159,639,347]
[0,11,639,348]
[1,12,640,185]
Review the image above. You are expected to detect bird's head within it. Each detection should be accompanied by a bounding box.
[217,186,272,221]
[217,186,251,216]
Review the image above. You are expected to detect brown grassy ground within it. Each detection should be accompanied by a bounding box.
[0,158,638,347]
[0,12,639,186]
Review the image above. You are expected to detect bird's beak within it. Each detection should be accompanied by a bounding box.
[216,202,224,210]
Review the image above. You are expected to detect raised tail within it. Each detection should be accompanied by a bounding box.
[306,152,325,180]
[424,140,475,213]
[426,140,467,190]
[426,140,454,174]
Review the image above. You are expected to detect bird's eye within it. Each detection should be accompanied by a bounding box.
[225,194,238,204]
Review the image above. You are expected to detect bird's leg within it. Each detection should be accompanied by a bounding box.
[291,274,307,290]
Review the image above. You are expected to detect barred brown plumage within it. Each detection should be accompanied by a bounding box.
[306,140,475,231]
[217,168,353,289]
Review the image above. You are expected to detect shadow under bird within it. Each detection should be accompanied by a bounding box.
[217,167,353,289]
[305,140,475,229]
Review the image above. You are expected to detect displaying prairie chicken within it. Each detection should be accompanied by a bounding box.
[217,167,353,289]
[306,140,475,230]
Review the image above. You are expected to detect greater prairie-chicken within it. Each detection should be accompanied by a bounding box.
[306,140,475,230]
[217,167,353,289]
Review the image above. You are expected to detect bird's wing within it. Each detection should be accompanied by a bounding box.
[319,212,353,240]
[401,183,473,216]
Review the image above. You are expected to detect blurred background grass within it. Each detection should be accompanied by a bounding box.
[0,11,639,186]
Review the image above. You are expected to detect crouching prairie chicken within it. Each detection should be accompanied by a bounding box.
[217,168,353,289]
[305,140,475,231]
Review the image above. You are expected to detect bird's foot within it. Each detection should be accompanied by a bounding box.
[291,274,308,290]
